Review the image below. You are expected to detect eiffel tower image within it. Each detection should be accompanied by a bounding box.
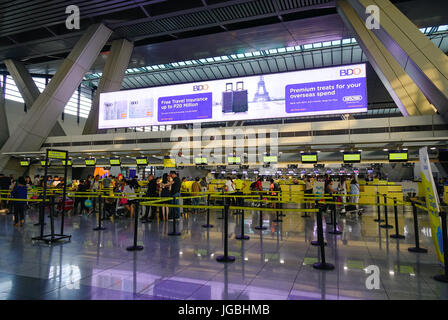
[253,76,271,102]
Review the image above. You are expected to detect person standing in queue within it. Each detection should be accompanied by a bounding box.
[234,174,245,208]
[304,176,314,209]
[142,174,157,222]
[0,173,11,212]
[191,177,202,214]
[169,171,181,219]
[160,173,171,221]
[225,176,236,205]
[11,176,27,227]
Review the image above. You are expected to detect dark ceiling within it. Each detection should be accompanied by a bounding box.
[0,0,447,74]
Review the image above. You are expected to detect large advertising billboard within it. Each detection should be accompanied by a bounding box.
[98,63,367,129]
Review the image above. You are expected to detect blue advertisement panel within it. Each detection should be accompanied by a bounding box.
[158,93,212,122]
[98,64,367,129]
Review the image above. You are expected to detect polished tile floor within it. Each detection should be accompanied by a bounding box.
[0,203,447,300]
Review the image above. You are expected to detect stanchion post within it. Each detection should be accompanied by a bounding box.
[236,209,249,240]
[408,202,427,253]
[313,206,334,270]
[311,199,327,246]
[93,193,105,231]
[374,192,384,222]
[380,195,393,229]
[434,207,448,283]
[217,204,235,262]
[202,194,213,228]
[50,195,55,240]
[169,196,181,236]
[328,198,342,235]
[126,197,143,251]
[390,198,404,239]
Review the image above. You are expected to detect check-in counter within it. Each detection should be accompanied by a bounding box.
[359,185,403,205]
[279,184,304,202]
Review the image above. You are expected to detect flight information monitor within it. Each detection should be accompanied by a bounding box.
[389,151,408,162]
[263,156,278,163]
[136,157,148,166]
[343,152,361,163]
[109,158,121,166]
[227,156,241,164]
[20,160,30,167]
[85,159,96,166]
[301,153,318,163]
[194,157,208,165]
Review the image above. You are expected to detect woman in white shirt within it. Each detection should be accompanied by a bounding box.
[121,180,135,218]
[225,177,235,205]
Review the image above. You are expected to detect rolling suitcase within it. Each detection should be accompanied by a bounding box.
[232,81,248,113]
[222,83,233,113]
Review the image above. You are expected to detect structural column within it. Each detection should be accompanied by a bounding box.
[0,23,112,174]
[346,0,448,121]
[83,38,134,135]
[0,76,9,148]
[4,59,66,137]
[337,0,436,117]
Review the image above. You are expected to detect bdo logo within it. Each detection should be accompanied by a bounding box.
[340,68,362,77]
[193,84,209,91]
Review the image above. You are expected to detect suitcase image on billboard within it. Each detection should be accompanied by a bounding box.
[232,81,248,113]
[222,83,233,113]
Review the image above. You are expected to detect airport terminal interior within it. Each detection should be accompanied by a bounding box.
[1,0,448,301]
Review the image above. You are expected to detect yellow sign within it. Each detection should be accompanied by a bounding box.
[164,158,176,168]
[194,157,207,164]
[301,154,317,162]
[48,150,67,160]
[227,156,241,163]
[389,152,408,161]
[62,160,72,166]
[419,147,443,264]
[110,159,121,166]
[136,158,148,165]
[41,160,49,166]
[85,159,96,166]
[20,161,30,167]
[263,156,278,163]
[344,153,361,162]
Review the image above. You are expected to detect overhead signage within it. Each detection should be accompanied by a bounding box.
[99,64,367,129]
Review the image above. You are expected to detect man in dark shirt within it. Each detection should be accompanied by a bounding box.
[0,173,11,211]
[170,171,181,219]
[142,175,157,222]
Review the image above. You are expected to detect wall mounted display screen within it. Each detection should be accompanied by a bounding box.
[99,64,367,129]
[301,153,318,163]
[263,156,278,163]
[343,152,361,163]
[85,159,96,166]
[164,158,176,168]
[389,152,408,162]
[20,160,30,167]
[136,157,148,166]
[194,157,208,164]
[227,156,241,164]
[109,158,121,166]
